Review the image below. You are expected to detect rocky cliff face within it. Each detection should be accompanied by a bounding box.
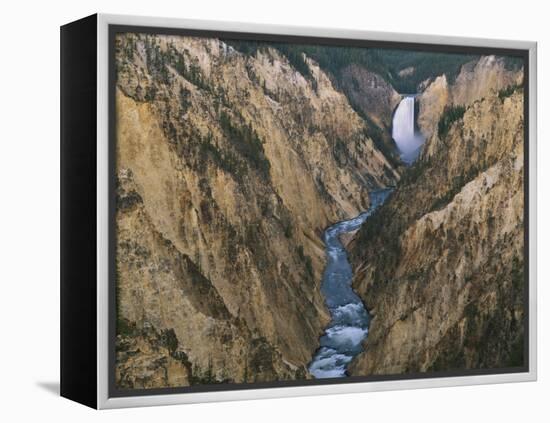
[338,64,401,129]
[348,87,525,375]
[417,55,523,139]
[416,74,449,140]
[114,33,399,388]
[337,64,402,166]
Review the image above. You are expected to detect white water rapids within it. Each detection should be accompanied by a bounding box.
[308,189,393,378]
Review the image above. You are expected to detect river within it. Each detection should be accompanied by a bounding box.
[308,188,393,378]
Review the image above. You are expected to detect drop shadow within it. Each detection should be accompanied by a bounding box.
[36,381,60,396]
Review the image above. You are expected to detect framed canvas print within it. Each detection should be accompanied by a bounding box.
[60,13,537,409]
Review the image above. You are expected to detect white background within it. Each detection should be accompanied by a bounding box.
[0,0,547,421]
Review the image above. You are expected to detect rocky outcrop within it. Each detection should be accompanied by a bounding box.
[337,64,402,166]
[451,56,523,106]
[116,322,192,389]
[398,67,415,78]
[348,89,525,375]
[416,75,450,140]
[417,55,523,139]
[338,64,401,128]
[114,33,399,388]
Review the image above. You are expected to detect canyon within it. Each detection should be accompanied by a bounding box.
[114,33,400,388]
[113,33,526,389]
[348,60,525,375]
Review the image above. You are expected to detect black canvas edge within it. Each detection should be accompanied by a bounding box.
[60,13,98,409]
[106,24,531,399]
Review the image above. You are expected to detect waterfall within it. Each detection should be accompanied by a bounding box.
[392,96,425,164]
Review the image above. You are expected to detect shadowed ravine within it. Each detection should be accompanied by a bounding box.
[308,189,393,378]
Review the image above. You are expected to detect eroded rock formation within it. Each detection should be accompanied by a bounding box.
[348,86,525,375]
[114,33,400,387]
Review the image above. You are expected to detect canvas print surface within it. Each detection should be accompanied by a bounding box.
[113,31,526,391]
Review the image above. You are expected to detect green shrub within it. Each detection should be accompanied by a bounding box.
[273,44,312,80]
[160,329,179,354]
[498,84,519,100]
[438,105,466,139]
[117,317,134,337]
[283,221,292,238]
[179,86,191,112]
[296,245,305,261]
[219,111,271,179]
[305,256,314,277]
